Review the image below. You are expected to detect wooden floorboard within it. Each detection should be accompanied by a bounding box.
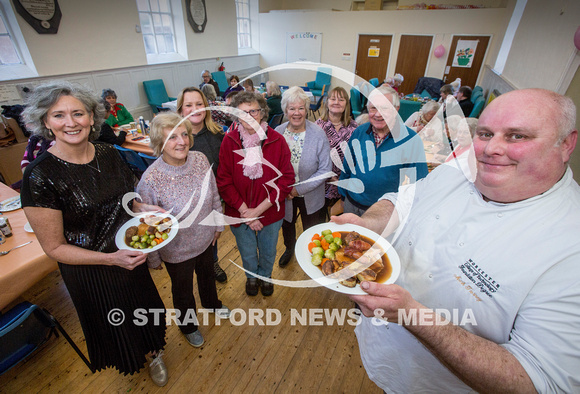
[0,225,380,393]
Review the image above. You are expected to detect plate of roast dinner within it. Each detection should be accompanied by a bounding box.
[295,223,401,295]
[115,213,178,254]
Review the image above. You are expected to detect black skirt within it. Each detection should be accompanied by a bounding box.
[59,262,166,375]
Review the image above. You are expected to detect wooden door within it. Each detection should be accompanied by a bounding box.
[355,34,392,83]
[394,35,433,96]
[444,35,490,89]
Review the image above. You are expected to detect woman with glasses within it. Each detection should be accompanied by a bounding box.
[216,92,294,296]
[274,86,332,268]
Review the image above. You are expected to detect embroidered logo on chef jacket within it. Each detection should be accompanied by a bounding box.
[458,259,500,299]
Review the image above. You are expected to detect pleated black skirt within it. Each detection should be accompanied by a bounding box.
[58,262,166,375]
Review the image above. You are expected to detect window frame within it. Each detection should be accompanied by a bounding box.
[0,0,37,81]
[136,0,188,65]
[235,0,251,49]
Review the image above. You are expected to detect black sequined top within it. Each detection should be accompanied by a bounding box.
[21,142,136,253]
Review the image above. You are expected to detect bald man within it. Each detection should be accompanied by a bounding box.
[334,89,580,392]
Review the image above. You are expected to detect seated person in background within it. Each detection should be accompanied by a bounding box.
[21,134,54,173]
[384,73,404,92]
[200,69,220,97]
[339,85,428,216]
[223,91,241,128]
[457,86,474,116]
[97,100,127,146]
[333,88,580,393]
[450,77,462,95]
[243,79,255,93]
[201,84,228,126]
[102,88,134,127]
[222,75,244,99]
[264,81,283,123]
[405,101,440,132]
[439,84,454,103]
[315,86,358,211]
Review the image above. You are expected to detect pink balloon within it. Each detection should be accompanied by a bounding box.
[575,26,580,51]
[434,45,446,58]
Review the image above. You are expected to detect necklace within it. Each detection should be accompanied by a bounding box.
[53,144,101,173]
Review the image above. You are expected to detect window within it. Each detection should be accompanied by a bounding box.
[235,0,251,49]
[0,10,21,66]
[0,0,37,81]
[137,0,177,55]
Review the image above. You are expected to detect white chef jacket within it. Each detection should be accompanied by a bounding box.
[355,165,580,392]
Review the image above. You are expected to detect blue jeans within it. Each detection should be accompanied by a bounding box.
[230,219,283,279]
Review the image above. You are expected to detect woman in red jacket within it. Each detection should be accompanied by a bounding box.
[216,92,294,296]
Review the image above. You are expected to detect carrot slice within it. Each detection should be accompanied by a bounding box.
[308,242,317,253]
[311,233,321,241]
[320,238,329,250]
[331,232,341,239]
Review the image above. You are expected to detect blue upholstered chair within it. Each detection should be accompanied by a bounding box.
[138,151,158,167]
[143,79,176,114]
[369,78,380,87]
[211,71,229,94]
[350,87,363,118]
[1,302,93,375]
[469,97,486,118]
[306,67,332,97]
[114,145,148,176]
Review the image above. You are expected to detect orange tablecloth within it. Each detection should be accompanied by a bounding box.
[121,135,155,156]
[0,183,57,310]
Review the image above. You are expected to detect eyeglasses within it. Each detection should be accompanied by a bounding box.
[240,109,263,117]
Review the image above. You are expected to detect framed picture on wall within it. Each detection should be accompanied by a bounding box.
[12,0,61,34]
[186,0,207,33]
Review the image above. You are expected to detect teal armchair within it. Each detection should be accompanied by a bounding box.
[306,67,332,97]
[142,79,176,113]
[211,71,229,94]
[469,97,485,118]
[350,87,363,118]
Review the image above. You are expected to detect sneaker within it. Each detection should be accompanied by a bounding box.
[278,249,293,267]
[184,329,204,347]
[215,306,231,319]
[149,350,168,387]
[214,260,227,283]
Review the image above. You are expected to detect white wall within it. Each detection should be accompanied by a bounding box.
[6,0,239,77]
[501,0,580,91]
[258,7,513,90]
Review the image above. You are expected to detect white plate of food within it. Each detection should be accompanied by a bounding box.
[115,213,179,253]
[0,196,21,212]
[295,223,400,295]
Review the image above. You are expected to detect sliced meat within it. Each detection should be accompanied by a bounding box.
[356,269,377,282]
[348,239,372,251]
[344,231,361,245]
[340,277,357,287]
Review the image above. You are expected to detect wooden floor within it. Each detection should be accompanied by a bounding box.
[0,224,381,393]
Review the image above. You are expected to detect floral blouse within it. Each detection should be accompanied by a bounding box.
[315,118,357,199]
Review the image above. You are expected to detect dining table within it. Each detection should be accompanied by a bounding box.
[121,134,155,156]
[0,183,58,311]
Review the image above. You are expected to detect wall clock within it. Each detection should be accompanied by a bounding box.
[186,0,207,33]
[12,0,61,34]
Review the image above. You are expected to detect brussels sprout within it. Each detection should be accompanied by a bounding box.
[334,237,342,246]
[151,240,157,247]
[324,234,334,243]
[311,254,323,265]
[132,235,139,242]
[155,232,163,239]
[130,241,136,247]
[321,229,332,236]
[329,243,339,252]
[311,246,324,257]
[324,249,335,259]
[313,239,321,247]
[141,236,148,243]
[161,233,169,240]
